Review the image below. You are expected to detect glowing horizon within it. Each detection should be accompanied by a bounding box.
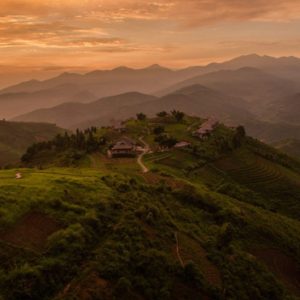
[1,0,300,88]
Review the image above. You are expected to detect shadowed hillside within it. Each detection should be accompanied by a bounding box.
[0,120,65,167]
[272,139,300,159]
[1,114,300,300]
[13,84,300,143]
[157,67,299,114]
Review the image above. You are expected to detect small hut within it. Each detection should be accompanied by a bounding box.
[109,138,137,157]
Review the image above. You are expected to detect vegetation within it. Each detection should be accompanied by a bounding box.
[136,113,147,121]
[1,114,300,300]
[21,128,106,167]
[0,120,64,167]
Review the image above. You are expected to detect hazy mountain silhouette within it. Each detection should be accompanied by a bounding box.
[157,67,299,112]
[0,65,204,119]
[2,54,300,119]
[14,92,158,129]
[13,84,256,130]
[266,93,300,125]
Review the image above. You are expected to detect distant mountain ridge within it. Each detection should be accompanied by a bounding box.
[156,67,299,108]
[2,54,300,120]
[3,53,300,143]
[13,82,300,143]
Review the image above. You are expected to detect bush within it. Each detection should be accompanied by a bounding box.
[115,277,132,293]
[183,261,203,283]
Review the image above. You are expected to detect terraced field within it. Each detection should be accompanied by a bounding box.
[215,150,299,187]
[214,149,300,219]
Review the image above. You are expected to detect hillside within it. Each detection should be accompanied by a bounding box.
[0,65,203,120]
[0,85,97,119]
[3,54,300,120]
[272,139,300,159]
[14,85,253,129]
[14,84,300,143]
[157,67,299,114]
[14,92,158,129]
[266,93,300,126]
[0,120,65,167]
[204,54,300,82]
[1,113,300,300]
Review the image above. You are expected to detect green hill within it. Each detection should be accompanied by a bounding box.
[0,113,300,300]
[272,139,300,159]
[0,120,65,167]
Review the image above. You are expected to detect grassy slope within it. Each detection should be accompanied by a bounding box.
[0,120,65,166]
[0,116,300,300]
[272,139,300,159]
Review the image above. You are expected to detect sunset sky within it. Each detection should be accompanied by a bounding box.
[1,0,300,88]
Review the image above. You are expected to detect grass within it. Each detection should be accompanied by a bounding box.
[1,115,300,299]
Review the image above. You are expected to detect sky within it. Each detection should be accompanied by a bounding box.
[1,0,300,88]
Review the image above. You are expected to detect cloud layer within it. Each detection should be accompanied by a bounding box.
[0,0,300,87]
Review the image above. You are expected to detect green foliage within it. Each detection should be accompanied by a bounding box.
[136,113,147,121]
[171,110,185,122]
[21,127,106,166]
[156,111,168,118]
[0,120,64,167]
[154,134,177,148]
[153,126,165,135]
[0,114,300,300]
[233,125,246,148]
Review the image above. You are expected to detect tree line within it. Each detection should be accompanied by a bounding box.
[22,127,106,163]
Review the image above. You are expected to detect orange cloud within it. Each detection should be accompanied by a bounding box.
[0,0,300,88]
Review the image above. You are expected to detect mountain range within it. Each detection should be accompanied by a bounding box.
[2,54,300,143]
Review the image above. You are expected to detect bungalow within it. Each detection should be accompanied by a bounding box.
[193,118,219,139]
[109,138,137,158]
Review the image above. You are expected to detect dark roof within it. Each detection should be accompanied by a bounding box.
[112,139,135,151]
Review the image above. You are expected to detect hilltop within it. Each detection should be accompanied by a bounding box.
[0,120,65,167]
[1,113,299,300]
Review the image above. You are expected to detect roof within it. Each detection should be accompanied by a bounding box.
[112,138,135,151]
[195,118,218,135]
[174,141,191,148]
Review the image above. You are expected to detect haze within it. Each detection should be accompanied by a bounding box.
[1,0,300,88]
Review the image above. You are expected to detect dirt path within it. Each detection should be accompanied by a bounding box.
[175,232,185,268]
[137,137,150,173]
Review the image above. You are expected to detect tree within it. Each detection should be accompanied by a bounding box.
[233,125,246,148]
[157,111,168,118]
[86,132,99,153]
[171,110,185,122]
[153,126,165,135]
[154,134,177,148]
[136,113,147,121]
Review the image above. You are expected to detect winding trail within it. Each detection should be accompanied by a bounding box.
[137,137,150,173]
[175,232,184,268]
